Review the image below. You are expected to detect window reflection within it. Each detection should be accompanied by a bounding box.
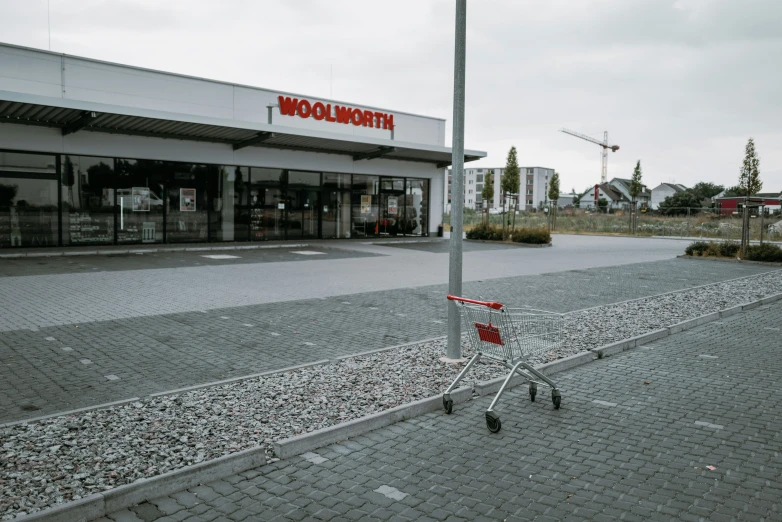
[0,152,58,247]
[62,155,115,245]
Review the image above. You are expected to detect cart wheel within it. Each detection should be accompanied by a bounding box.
[485,411,501,433]
[444,399,453,414]
[529,382,537,402]
[551,391,561,410]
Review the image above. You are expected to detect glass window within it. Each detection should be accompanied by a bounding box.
[115,159,165,244]
[351,175,379,237]
[61,155,114,245]
[165,164,209,243]
[209,166,248,242]
[404,178,429,236]
[249,168,285,240]
[286,171,320,239]
[323,173,351,190]
[379,177,405,237]
[0,152,58,247]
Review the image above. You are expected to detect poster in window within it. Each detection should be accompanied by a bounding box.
[132,187,150,212]
[180,188,196,211]
[360,195,371,214]
[387,196,398,215]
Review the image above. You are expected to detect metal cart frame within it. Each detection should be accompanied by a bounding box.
[443,295,564,433]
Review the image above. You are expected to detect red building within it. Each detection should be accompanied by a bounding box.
[714,194,782,215]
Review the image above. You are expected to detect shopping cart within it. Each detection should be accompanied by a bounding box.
[443,295,564,433]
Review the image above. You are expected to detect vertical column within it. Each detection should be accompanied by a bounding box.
[446,0,467,361]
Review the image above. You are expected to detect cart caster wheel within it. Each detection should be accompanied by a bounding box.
[530,391,536,402]
[551,391,561,410]
[529,382,537,402]
[443,398,453,414]
[485,412,501,433]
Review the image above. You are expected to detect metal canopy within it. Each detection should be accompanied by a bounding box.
[0,95,485,167]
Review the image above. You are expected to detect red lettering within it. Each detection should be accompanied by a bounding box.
[325,104,336,122]
[335,105,352,124]
[278,96,298,116]
[382,113,394,130]
[351,109,363,126]
[373,111,384,128]
[363,110,374,128]
[312,102,326,121]
[297,99,312,118]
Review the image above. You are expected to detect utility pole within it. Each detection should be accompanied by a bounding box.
[446,0,467,361]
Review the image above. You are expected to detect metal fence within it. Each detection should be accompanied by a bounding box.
[445,208,782,242]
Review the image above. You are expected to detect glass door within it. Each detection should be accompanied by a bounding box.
[379,177,405,236]
[249,168,285,241]
[115,159,165,244]
[322,190,350,239]
[287,188,320,239]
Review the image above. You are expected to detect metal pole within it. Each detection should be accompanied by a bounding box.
[447,0,467,360]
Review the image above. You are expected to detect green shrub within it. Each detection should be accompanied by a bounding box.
[718,241,740,257]
[510,227,551,244]
[745,244,782,262]
[466,222,505,241]
[685,241,710,256]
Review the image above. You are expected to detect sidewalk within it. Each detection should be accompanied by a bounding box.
[100,300,782,522]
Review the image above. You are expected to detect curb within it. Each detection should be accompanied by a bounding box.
[0,397,140,430]
[0,243,311,259]
[274,386,473,460]
[676,254,782,267]
[13,292,782,522]
[465,239,552,248]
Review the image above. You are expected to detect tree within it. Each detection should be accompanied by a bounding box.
[481,169,494,206]
[629,160,643,205]
[723,184,742,197]
[547,172,560,203]
[690,182,724,200]
[597,197,608,211]
[658,191,702,216]
[501,146,520,230]
[738,137,762,196]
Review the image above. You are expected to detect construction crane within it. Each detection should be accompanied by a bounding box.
[560,129,619,184]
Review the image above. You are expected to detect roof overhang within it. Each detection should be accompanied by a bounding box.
[0,90,485,168]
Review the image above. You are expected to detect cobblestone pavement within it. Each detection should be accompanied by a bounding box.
[0,256,777,424]
[0,246,380,277]
[102,300,782,522]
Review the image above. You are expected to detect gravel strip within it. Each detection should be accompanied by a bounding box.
[1,268,781,519]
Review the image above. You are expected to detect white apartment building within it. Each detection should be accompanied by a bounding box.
[445,166,555,212]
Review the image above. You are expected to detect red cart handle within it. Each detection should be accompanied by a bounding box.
[447,295,504,310]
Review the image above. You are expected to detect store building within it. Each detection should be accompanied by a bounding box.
[0,43,485,248]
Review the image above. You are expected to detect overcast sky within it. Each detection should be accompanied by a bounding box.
[1,0,779,193]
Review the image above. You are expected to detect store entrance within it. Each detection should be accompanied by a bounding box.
[322,190,350,239]
[378,177,405,237]
[287,187,320,239]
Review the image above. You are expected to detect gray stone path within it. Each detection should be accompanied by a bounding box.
[1,258,776,424]
[1,259,777,424]
[104,300,782,522]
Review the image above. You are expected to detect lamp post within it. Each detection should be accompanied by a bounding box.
[446,0,467,361]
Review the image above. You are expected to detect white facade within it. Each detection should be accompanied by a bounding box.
[0,43,485,244]
[651,183,686,209]
[445,166,555,212]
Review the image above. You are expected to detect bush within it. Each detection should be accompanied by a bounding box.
[509,227,551,244]
[465,222,505,241]
[718,241,740,257]
[685,241,710,256]
[745,244,782,262]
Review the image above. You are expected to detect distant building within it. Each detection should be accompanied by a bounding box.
[608,178,651,208]
[651,183,687,209]
[714,193,782,215]
[446,166,556,212]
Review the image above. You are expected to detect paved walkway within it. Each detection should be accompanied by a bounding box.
[101,300,782,522]
[1,256,775,424]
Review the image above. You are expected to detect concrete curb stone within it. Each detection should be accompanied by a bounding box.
[13,494,104,522]
[273,386,473,460]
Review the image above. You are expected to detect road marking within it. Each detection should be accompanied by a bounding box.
[270,332,280,337]
[242,324,254,327]
[342,302,351,305]
[374,485,407,501]
[592,400,617,407]
[764,327,780,331]
[44,337,56,341]
[220,316,230,319]
[80,359,92,365]
[303,342,316,346]
[201,254,240,260]
[301,452,328,464]
[699,354,718,359]
[695,421,724,430]
[105,375,120,381]
[61,347,73,352]
[291,251,325,255]
[432,320,444,324]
